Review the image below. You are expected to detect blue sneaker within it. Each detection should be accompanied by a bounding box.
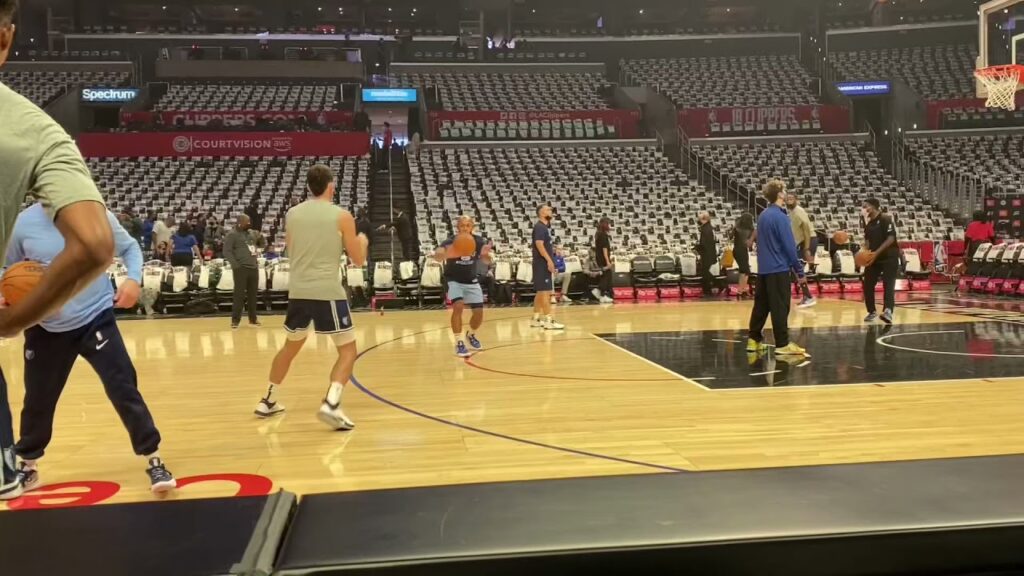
[466,333,483,352]
[455,341,471,358]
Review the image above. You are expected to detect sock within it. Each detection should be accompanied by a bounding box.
[532,313,540,321]
[326,381,345,406]
[466,330,475,339]
[545,315,553,323]
[144,451,161,463]
[22,458,37,470]
[802,284,813,299]
[264,383,277,403]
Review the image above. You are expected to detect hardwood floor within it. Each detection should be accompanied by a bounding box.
[2,296,1022,509]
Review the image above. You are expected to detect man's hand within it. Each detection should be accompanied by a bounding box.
[863,250,878,267]
[114,279,141,308]
[547,260,556,274]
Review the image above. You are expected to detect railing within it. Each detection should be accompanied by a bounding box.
[893,131,985,220]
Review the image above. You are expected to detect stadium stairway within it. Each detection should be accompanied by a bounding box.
[370,149,417,263]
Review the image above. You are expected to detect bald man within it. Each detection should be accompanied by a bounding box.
[223,214,262,328]
[436,216,492,358]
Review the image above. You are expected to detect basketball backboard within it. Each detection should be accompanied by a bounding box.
[977,0,1024,97]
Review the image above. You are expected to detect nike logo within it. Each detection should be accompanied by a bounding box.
[96,340,109,350]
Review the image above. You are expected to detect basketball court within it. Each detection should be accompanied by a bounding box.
[1,292,1021,509]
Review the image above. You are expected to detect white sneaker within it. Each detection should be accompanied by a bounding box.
[317,400,355,431]
[559,295,572,304]
[600,296,614,304]
[797,297,817,309]
[544,319,565,331]
[591,288,602,300]
[255,398,285,418]
[530,318,545,328]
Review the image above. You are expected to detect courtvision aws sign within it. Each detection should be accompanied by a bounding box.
[80,87,139,103]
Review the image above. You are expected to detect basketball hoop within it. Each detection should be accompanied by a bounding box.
[974,64,1024,111]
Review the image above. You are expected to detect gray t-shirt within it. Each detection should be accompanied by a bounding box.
[0,81,105,252]
[286,199,347,301]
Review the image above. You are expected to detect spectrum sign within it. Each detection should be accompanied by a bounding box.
[80,87,140,104]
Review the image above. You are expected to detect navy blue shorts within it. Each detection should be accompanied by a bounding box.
[533,261,553,292]
[284,299,354,334]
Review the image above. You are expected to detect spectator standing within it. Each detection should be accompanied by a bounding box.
[193,215,207,252]
[378,208,415,261]
[964,210,995,262]
[593,217,614,303]
[142,212,156,252]
[170,222,199,267]
[696,211,717,296]
[786,193,817,308]
[223,215,262,329]
[152,217,174,255]
[733,212,754,298]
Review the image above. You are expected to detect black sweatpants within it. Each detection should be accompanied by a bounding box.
[698,255,715,295]
[748,272,793,348]
[0,367,13,462]
[863,257,898,314]
[15,309,161,461]
[232,266,260,325]
[599,269,612,296]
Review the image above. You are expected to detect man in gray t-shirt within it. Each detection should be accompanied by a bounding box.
[1,0,123,501]
[223,214,261,328]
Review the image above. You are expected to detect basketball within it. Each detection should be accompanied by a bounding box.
[452,233,476,257]
[833,230,850,245]
[854,249,874,268]
[1,260,46,306]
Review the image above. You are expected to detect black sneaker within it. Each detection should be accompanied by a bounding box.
[231,323,240,330]
[17,462,39,492]
[147,458,177,494]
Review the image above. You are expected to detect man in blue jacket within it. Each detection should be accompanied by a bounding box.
[747,180,810,357]
[5,204,175,494]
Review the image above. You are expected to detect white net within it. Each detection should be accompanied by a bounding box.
[975,65,1023,111]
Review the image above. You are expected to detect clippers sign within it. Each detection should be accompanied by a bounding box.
[678,105,850,137]
[835,81,892,96]
[121,110,353,128]
[76,131,371,158]
[81,87,139,104]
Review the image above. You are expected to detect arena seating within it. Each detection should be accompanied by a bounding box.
[692,140,956,240]
[12,49,126,61]
[622,55,818,108]
[153,83,341,111]
[86,156,370,246]
[393,72,611,110]
[904,132,1024,197]
[829,44,976,100]
[412,50,591,62]
[409,145,738,257]
[0,68,130,107]
[436,118,618,141]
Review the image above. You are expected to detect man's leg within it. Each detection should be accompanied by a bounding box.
[257,302,312,416]
[317,301,358,431]
[246,267,260,324]
[1,367,22,499]
[14,326,78,473]
[766,273,792,349]
[79,312,173,492]
[600,269,613,297]
[882,258,898,322]
[464,284,485,351]
[797,246,814,301]
[863,263,881,316]
[699,260,713,295]
[231,268,245,326]
[747,274,771,347]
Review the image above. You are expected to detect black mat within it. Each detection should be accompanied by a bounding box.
[598,322,1024,388]
[0,495,271,576]
[274,455,1024,575]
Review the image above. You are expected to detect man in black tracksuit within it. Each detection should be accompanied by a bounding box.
[224,214,261,329]
[697,211,717,296]
[861,198,899,325]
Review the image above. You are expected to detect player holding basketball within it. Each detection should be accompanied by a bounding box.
[1,0,116,501]
[254,164,369,431]
[5,205,175,494]
[860,198,899,324]
[435,215,492,357]
[530,204,565,330]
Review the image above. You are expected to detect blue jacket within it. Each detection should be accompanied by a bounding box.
[756,204,804,277]
[6,204,143,332]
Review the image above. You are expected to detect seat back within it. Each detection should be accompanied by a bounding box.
[903,248,923,274]
[653,255,676,274]
[421,261,443,288]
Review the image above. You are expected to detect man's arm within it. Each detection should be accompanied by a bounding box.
[0,201,113,335]
[4,217,27,268]
[535,240,554,271]
[775,218,804,277]
[873,217,898,256]
[110,212,144,308]
[340,211,368,266]
[222,232,239,268]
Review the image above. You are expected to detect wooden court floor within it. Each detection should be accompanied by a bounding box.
[2,296,1023,509]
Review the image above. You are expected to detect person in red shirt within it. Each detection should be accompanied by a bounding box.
[964,211,995,261]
